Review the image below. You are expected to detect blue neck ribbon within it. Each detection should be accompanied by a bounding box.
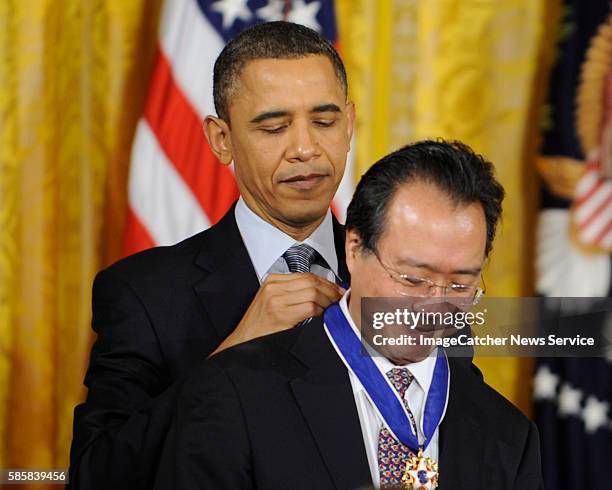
[323,302,449,451]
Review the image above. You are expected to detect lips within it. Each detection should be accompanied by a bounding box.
[280,173,328,190]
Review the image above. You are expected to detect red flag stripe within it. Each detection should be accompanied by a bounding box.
[577,193,612,230]
[574,178,603,208]
[144,48,239,224]
[593,219,612,246]
[122,208,156,257]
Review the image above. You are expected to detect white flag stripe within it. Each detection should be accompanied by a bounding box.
[574,182,612,222]
[159,0,225,120]
[129,120,211,245]
[575,167,599,197]
[581,208,611,243]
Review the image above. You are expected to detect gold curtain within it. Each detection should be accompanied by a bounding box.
[0,0,561,480]
[337,0,561,414]
[0,0,161,485]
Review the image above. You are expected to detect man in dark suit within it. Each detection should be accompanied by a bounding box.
[163,140,543,489]
[69,22,354,489]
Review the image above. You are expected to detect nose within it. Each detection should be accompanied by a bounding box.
[287,120,318,162]
[426,283,447,298]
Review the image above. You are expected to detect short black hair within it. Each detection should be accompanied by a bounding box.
[213,21,348,122]
[346,139,505,257]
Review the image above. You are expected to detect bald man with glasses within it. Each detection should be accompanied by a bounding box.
[160,140,543,490]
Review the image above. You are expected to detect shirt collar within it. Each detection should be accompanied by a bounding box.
[338,291,437,395]
[234,197,338,282]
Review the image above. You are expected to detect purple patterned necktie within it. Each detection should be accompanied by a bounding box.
[378,367,417,487]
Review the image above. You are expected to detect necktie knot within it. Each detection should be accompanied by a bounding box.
[283,243,318,273]
[386,367,414,400]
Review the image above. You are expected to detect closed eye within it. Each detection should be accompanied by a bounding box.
[399,275,427,286]
[260,125,287,134]
[449,283,479,293]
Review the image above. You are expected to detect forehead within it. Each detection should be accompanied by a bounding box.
[230,55,345,110]
[379,181,487,266]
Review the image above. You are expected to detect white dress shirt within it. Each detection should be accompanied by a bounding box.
[234,197,339,282]
[336,293,448,488]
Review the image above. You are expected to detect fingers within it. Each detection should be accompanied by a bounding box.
[283,286,340,310]
[264,272,344,294]
[221,272,346,352]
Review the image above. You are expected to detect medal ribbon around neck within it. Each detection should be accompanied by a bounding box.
[323,303,449,452]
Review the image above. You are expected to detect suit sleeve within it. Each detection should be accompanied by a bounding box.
[69,268,180,490]
[155,360,253,490]
[513,420,545,490]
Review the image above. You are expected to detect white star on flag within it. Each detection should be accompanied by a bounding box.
[582,395,609,433]
[287,0,321,32]
[256,0,285,22]
[211,0,253,30]
[558,383,582,417]
[533,365,560,400]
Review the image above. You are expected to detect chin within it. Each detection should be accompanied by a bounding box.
[387,345,436,365]
[283,203,330,226]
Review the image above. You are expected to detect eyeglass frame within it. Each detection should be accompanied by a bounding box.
[371,248,486,304]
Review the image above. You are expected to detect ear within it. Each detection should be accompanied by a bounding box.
[203,116,233,165]
[345,228,363,275]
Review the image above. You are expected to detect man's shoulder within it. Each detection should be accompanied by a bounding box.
[95,231,208,295]
[452,359,534,444]
[100,208,240,286]
[481,379,530,425]
[107,230,206,274]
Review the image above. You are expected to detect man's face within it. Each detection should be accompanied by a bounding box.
[209,55,354,229]
[346,180,488,363]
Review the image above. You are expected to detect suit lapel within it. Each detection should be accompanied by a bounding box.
[438,359,487,489]
[289,319,371,489]
[193,206,260,341]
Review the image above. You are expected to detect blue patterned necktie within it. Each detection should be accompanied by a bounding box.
[378,367,417,487]
[283,244,319,326]
[283,243,318,273]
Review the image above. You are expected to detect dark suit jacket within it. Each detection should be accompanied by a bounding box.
[160,316,543,490]
[68,205,350,490]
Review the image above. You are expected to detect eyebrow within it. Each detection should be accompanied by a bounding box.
[249,111,289,124]
[249,104,342,124]
[311,103,341,114]
[395,256,482,276]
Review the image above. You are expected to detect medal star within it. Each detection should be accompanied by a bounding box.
[557,383,582,417]
[211,0,253,30]
[287,0,321,32]
[533,365,559,400]
[582,395,609,433]
[405,457,437,489]
[256,0,285,22]
[402,451,438,489]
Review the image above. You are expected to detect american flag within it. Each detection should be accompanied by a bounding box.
[572,157,612,250]
[572,65,612,251]
[122,0,354,256]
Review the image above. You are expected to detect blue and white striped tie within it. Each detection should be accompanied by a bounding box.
[283,243,318,274]
[283,244,318,327]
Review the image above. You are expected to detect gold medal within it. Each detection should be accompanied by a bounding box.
[401,449,439,490]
